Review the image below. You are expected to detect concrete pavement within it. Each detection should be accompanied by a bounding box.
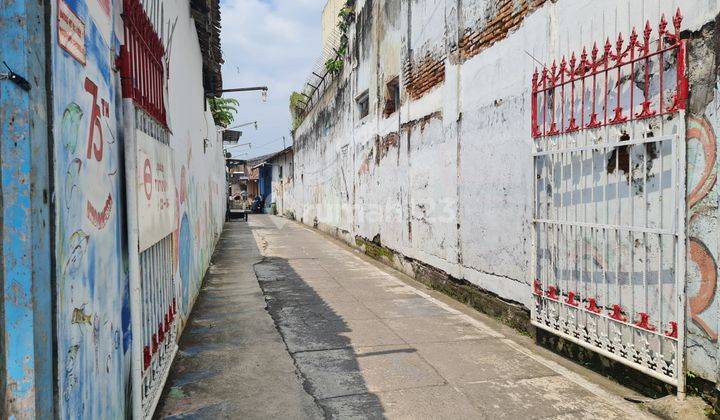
[157,215,656,419]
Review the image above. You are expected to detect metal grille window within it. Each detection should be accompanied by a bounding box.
[120,0,167,127]
[138,234,177,416]
[530,10,688,393]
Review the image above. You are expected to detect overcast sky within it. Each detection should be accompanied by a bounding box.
[219,0,324,159]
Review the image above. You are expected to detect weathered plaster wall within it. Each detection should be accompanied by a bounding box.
[1,0,53,416]
[165,0,226,320]
[270,151,294,217]
[292,0,720,382]
[50,0,224,416]
[684,19,720,383]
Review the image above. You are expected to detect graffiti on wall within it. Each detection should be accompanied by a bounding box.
[172,136,224,319]
[53,0,130,417]
[685,108,720,379]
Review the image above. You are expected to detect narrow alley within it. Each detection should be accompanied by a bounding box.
[156,216,655,419]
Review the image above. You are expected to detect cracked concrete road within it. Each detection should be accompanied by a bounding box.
[157,215,656,419]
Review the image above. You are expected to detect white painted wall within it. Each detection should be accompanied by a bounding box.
[291,0,720,381]
[165,0,226,318]
[269,150,295,216]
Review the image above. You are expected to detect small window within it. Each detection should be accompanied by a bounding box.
[383,77,400,117]
[278,165,283,178]
[356,90,369,120]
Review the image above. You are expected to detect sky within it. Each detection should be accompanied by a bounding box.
[219,0,324,159]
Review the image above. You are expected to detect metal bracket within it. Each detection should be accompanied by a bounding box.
[1,62,31,91]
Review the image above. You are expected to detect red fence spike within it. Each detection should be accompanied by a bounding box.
[673,8,682,33]
[581,47,589,73]
[586,298,601,314]
[634,312,657,331]
[529,11,684,138]
[643,20,652,47]
[665,321,678,339]
[603,37,612,54]
[565,291,579,307]
[609,304,627,322]
[629,27,638,48]
[533,279,543,296]
[546,285,559,301]
[143,346,151,370]
[659,14,668,36]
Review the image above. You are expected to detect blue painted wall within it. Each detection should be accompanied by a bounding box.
[50,0,130,417]
[0,0,53,417]
[259,165,272,211]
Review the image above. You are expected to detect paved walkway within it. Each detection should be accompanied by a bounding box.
[157,215,655,419]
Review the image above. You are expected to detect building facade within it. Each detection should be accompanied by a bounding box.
[290,0,720,394]
[268,147,295,217]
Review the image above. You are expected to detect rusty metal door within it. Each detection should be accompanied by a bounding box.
[530,10,688,393]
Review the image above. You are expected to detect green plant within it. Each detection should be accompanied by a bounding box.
[324,1,354,74]
[209,97,239,127]
[325,58,344,75]
[289,91,306,130]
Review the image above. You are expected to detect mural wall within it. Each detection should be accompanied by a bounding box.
[165,0,225,318]
[685,93,720,381]
[52,0,129,416]
[51,0,225,416]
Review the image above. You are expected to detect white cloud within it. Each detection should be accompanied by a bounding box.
[219,0,324,158]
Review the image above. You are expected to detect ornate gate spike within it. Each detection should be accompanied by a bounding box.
[546,285,559,301]
[585,297,601,314]
[673,8,682,33]
[565,291,579,307]
[635,312,657,331]
[609,304,627,322]
[533,279,543,296]
[530,11,687,138]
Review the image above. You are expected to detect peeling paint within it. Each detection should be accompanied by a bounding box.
[288,0,720,386]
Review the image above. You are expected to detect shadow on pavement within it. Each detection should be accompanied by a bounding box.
[254,254,386,418]
[154,220,324,419]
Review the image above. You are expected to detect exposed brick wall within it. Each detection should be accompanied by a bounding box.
[376,132,400,164]
[459,0,547,61]
[403,0,546,100]
[404,54,446,100]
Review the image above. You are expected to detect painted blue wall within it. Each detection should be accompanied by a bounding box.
[0,0,53,417]
[259,165,272,211]
[50,0,131,417]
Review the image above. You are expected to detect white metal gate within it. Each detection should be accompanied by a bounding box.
[119,0,179,416]
[530,11,688,391]
[138,234,177,416]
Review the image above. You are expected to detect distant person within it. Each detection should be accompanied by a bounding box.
[251,195,263,213]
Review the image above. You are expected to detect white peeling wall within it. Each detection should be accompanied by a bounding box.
[165,0,226,319]
[292,0,720,381]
